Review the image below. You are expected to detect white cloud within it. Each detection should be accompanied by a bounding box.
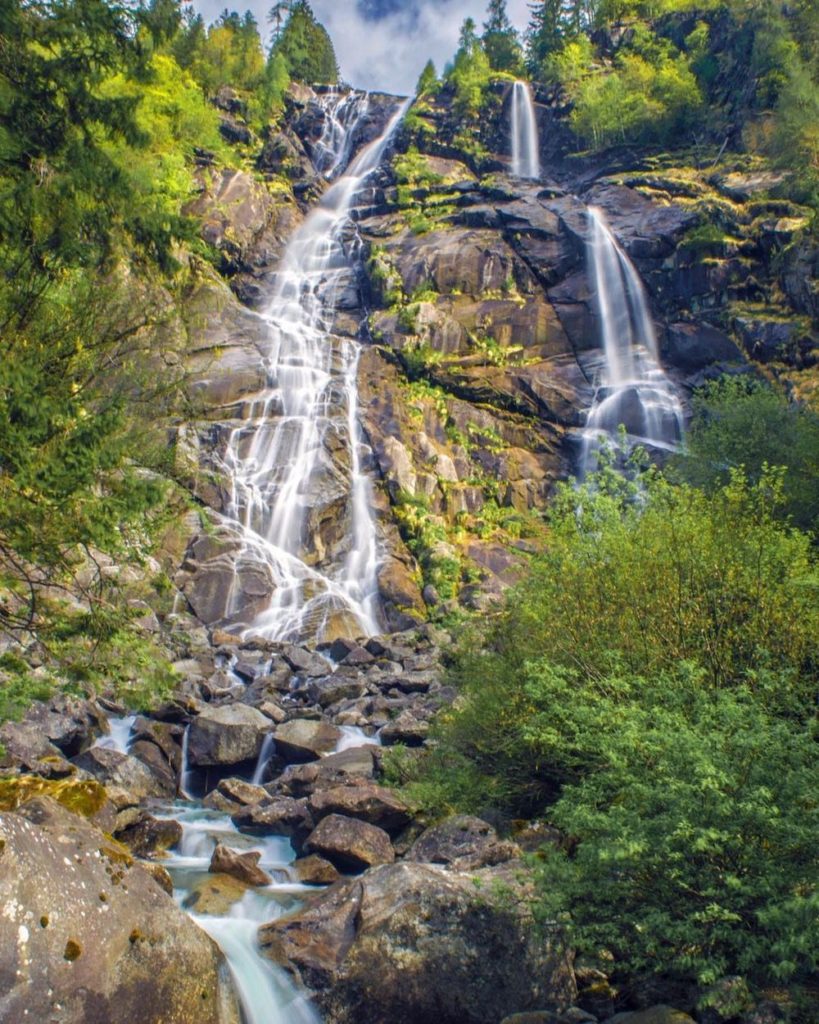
[190,0,534,95]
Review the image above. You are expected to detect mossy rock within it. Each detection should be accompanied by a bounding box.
[0,775,108,818]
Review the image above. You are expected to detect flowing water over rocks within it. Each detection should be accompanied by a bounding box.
[579,207,684,475]
[205,92,409,644]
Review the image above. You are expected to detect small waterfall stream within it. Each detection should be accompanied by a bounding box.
[219,92,410,643]
[580,206,684,475]
[510,81,540,180]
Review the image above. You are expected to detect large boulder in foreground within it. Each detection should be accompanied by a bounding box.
[0,796,240,1024]
[260,861,574,1024]
[188,704,269,766]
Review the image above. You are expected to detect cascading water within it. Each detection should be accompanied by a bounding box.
[510,81,540,180]
[218,93,410,643]
[580,206,684,475]
[311,87,369,179]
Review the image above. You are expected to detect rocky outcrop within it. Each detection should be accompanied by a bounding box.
[260,861,575,1024]
[0,796,239,1024]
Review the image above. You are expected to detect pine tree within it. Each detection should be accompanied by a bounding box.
[271,1,338,84]
[416,59,439,97]
[482,0,523,73]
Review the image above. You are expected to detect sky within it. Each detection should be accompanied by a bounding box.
[191,0,534,95]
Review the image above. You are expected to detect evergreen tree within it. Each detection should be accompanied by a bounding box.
[416,59,439,97]
[482,0,523,73]
[271,1,338,84]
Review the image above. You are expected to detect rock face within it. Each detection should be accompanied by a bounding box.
[73,746,174,800]
[0,797,239,1024]
[187,704,270,766]
[260,861,575,1024]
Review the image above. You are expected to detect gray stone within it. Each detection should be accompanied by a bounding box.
[187,704,269,767]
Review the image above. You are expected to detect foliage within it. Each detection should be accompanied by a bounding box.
[533,668,819,991]
[407,466,817,814]
[564,45,702,147]
[271,0,338,85]
[0,0,186,279]
[445,18,493,120]
[400,463,818,996]
[671,376,819,534]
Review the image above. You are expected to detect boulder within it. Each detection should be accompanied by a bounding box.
[187,704,269,767]
[73,746,172,800]
[210,843,272,887]
[303,813,395,872]
[0,797,239,1024]
[293,854,342,886]
[408,814,521,869]
[260,861,574,1024]
[379,710,430,746]
[273,719,342,763]
[307,784,412,833]
[216,776,269,806]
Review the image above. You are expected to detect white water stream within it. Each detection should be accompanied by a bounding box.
[580,206,684,475]
[218,92,410,643]
[510,81,540,180]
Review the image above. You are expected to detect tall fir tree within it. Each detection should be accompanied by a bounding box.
[482,0,523,73]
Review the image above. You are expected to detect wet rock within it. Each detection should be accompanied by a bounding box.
[210,842,272,887]
[232,796,315,847]
[187,704,269,767]
[73,746,172,800]
[408,814,521,869]
[184,873,252,915]
[0,796,239,1024]
[307,784,412,833]
[115,812,183,858]
[293,854,342,886]
[273,718,342,763]
[303,813,395,872]
[260,861,574,1024]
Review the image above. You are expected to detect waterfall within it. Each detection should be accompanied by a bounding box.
[510,81,540,180]
[580,207,684,475]
[251,733,276,785]
[219,93,410,643]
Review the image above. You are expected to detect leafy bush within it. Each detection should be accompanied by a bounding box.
[533,666,819,992]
